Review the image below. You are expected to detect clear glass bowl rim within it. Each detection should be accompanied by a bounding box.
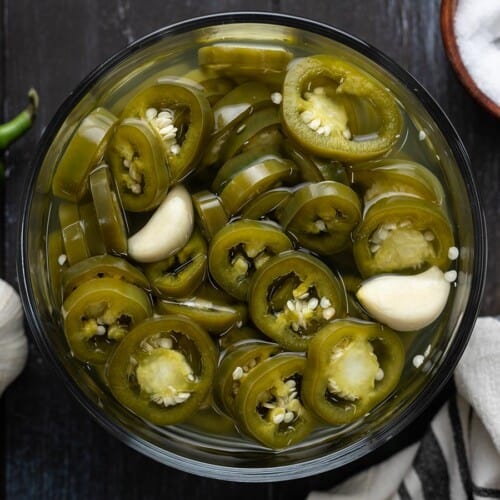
[17,11,487,482]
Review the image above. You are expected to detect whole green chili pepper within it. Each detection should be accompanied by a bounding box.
[0,89,39,181]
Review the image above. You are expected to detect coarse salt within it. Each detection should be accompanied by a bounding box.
[455,0,500,105]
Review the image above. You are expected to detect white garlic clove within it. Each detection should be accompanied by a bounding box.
[127,184,194,263]
[0,280,28,396]
[356,266,451,331]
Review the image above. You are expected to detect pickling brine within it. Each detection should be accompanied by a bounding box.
[46,40,459,449]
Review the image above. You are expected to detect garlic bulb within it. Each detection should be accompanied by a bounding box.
[0,279,28,395]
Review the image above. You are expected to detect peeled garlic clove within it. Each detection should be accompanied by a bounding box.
[128,184,194,263]
[356,266,451,332]
[0,280,28,396]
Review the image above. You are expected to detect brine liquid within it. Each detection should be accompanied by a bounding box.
[44,29,458,449]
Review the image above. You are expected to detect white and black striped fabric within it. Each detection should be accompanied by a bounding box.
[308,317,500,500]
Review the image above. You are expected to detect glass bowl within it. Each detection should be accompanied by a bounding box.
[18,12,486,481]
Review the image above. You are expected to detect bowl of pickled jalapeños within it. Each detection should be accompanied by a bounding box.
[18,13,485,482]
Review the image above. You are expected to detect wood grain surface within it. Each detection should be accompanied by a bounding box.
[1,0,498,498]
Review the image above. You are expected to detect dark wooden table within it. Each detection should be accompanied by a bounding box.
[1,0,498,498]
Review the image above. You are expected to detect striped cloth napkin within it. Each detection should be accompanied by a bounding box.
[308,317,500,500]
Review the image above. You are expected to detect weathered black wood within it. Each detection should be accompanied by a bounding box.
[0,0,4,275]
[1,0,498,498]
[1,0,6,495]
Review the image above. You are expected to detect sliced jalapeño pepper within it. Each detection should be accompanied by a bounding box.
[214,341,281,417]
[221,107,282,161]
[278,181,362,255]
[235,354,314,448]
[212,145,283,193]
[106,315,217,425]
[52,107,118,201]
[302,320,404,425]
[353,195,454,278]
[209,220,293,301]
[121,77,214,181]
[61,254,150,299]
[58,202,90,266]
[198,77,235,106]
[219,157,297,216]
[199,43,293,85]
[156,283,247,334]
[89,165,128,255]
[240,187,292,220]
[238,125,283,154]
[212,82,272,134]
[249,250,347,351]
[201,82,273,169]
[78,202,106,256]
[62,277,152,364]
[282,56,402,161]
[283,139,348,184]
[57,202,80,230]
[192,190,228,241]
[107,118,170,212]
[144,229,208,299]
[349,158,445,206]
[182,67,235,105]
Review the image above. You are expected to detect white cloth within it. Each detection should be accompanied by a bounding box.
[308,317,500,500]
